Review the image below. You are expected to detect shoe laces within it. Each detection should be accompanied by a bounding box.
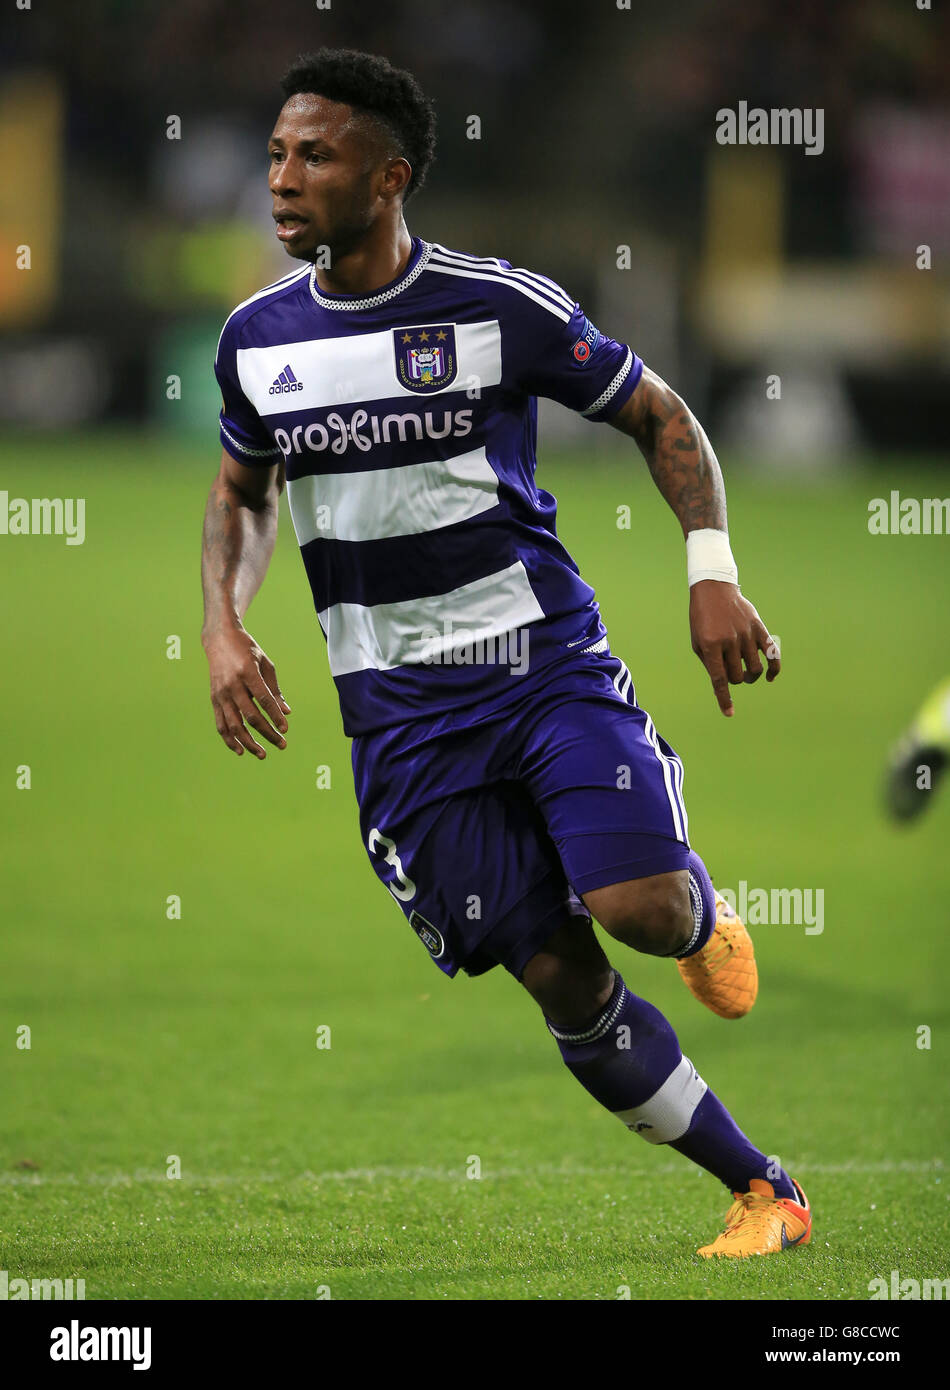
[700,928,734,973]
[722,1189,778,1235]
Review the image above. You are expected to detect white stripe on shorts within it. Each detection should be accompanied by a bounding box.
[612,655,688,844]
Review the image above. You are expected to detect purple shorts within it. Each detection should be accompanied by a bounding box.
[351,643,690,980]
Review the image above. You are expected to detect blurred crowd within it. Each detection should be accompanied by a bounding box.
[2,0,947,445]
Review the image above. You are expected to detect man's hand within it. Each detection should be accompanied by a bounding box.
[689,581,780,717]
[200,448,288,757]
[608,371,780,717]
[203,625,291,758]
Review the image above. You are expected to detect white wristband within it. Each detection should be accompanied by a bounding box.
[686,528,738,587]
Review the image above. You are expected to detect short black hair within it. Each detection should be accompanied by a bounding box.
[280,49,436,200]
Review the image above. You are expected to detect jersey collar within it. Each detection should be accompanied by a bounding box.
[309,237,432,311]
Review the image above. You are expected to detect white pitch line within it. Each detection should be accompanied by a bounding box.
[0,1159,943,1187]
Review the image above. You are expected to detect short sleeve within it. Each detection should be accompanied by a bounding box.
[213,316,283,465]
[506,273,643,422]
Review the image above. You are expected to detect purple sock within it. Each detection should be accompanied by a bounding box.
[670,1090,796,1198]
[673,849,717,958]
[546,970,796,1198]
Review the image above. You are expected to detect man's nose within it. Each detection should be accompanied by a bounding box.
[270,157,299,194]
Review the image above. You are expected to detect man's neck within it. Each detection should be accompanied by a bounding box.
[314,222,413,298]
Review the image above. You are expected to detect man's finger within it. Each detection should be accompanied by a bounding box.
[703,649,735,717]
[213,701,246,756]
[723,636,744,686]
[222,697,267,759]
[235,690,286,750]
[260,657,292,715]
[741,631,764,683]
[247,670,289,737]
[759,624,782,681]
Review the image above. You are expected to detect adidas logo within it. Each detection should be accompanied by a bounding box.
[268,364,303,395]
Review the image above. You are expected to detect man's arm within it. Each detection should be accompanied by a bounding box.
[201,448,291,758]
[609,366,780,717]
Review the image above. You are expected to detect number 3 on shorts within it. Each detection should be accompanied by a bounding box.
[367,828,417,903]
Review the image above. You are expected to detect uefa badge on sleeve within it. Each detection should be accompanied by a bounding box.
[393,324,458,393]
[572,317,601,364]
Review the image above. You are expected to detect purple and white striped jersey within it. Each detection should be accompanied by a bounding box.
[214,237,643,735]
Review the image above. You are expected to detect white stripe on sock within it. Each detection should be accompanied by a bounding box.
[613,1054,708,1144]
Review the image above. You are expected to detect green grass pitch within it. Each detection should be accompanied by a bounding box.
[2,431,948,1300]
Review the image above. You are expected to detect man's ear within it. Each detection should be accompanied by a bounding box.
[380,156,412,202]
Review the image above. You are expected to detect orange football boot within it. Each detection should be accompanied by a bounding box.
[677,891,758,1019]
[697,1177,812,1258]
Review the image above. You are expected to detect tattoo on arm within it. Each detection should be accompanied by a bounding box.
[201,474,278,637]
[201,481,238,616]
[611,366,727,537]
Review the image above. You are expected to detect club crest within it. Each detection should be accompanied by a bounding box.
[394,324,458,393]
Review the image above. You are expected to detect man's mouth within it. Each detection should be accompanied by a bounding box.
[273,212,309,242]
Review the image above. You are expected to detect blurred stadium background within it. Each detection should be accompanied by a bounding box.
[2,0,948,1301]
[3,0,949,454]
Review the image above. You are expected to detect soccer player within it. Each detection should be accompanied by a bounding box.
[884,676,950,821]
[201,49,811,1259]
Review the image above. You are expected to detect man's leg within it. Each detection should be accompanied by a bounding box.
[582,861,703,958]
[506,657,806,1252]
[515,662,757,1018]
[885,673,950,820]
[582,854,758,1020]
[519,912,801,1209]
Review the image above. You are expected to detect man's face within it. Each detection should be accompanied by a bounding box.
[268,93,388,262]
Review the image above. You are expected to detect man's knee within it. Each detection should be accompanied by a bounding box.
[584,871,693,957]
[520,916,614,1025]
